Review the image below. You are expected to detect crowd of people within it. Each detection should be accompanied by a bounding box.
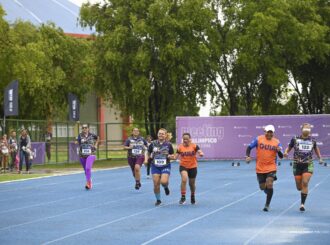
[75,122,324,213]
[0,129,34,174]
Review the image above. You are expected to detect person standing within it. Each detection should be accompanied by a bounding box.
[8,130,18,172]
[245,125,283,212]
[124,128,148,189]
[44,130,52,162]
[76,124,99,190]
[0,134,10,173]
[145,135,153,179]
[18,129,32,174]
[283,123,324,212]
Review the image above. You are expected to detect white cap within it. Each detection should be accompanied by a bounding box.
[264,125,275,133]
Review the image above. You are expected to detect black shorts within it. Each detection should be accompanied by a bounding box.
[179,166,197,179]
[257,171,277,184]
[293,162,314,176]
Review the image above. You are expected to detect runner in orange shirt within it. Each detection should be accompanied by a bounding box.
[245,125,283,212]
[176,133,204,205]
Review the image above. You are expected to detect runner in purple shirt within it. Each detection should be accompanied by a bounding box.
[76,124,99,190]
[124,128,148,190]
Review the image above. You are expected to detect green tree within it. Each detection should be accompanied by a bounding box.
[0,10,96,121]
[80,0,214,137]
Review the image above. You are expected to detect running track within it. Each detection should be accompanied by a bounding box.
[0,160,329,244]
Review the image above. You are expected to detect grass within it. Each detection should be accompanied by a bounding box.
[0,159,128,183]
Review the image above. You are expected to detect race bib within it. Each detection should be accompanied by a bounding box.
[298,143,313,152]
[81,145,92,155]
[132,149,142,155]
[154,158,167,166]
[1,148,8,154]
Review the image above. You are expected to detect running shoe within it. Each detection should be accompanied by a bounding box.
[191,195,196,205]
[85,180,92,190]
[300,204,305,212]
[164,187,170,196]
[263,205,269,212]
[179,196,186,205]
[155,200,162,206]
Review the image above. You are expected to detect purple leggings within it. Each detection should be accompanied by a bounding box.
[80,155,96,182]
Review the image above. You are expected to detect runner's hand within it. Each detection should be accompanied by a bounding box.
[319,158,325,165]
[245,156,252,163]
[283,152,289,158]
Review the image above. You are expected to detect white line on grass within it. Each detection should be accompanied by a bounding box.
[0,166,128,185]
[243,173,330,245]
[41,182,234,245]
[140,190,260,245]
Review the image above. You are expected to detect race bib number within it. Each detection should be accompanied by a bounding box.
[81,145,92,155]
[132,149,142,155]
[154,158,167,166]
[298,143,313,152]
[2,148,8,154]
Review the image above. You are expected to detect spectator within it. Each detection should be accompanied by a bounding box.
[8,130,18,172]
[19,129,32,174]
[44,130,52,162]
[1,134,9,173]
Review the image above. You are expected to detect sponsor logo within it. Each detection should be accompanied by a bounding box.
[283,134,295,137]
[238,135,252,138]
[278,125,292,129]
[233,126,248,129]
[323,124,330,128]
[181,125,224,141]
[316,142,323,146]
[311,133,319,137]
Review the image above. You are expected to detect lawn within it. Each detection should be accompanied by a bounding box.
[0,159,128,183]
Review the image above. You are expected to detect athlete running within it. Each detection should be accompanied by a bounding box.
[246,125,283,212]
[124,128,148,189]
[176,133,204,205]
[76,124,99,190]
[284,123,324,212]
[146,128,175,206]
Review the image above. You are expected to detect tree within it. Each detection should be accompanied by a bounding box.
[0,8,96,121]
[80,0,214,137]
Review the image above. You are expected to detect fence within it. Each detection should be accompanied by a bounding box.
[0,119,176,164]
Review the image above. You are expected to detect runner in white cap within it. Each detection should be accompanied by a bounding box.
[245,124,283,211]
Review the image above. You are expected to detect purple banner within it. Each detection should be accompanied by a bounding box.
[31,142,46,164]
[176,115,330,160]
[69,142,80,162]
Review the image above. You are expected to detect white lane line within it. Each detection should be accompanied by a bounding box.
[14,0,42,23]
[140,190,260,245]
[0,190,152,232]
[243,174,330,245]
[0,166,128,185]
[0,180,145,215]
[41,182,234,245]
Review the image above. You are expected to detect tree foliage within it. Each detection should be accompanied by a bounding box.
[0,6,96,120]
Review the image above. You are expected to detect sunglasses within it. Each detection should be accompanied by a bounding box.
[82,127,88,129]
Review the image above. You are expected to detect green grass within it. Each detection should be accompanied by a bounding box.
[0,159,128,183]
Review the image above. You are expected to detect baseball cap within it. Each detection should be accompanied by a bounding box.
[264,125,275,132]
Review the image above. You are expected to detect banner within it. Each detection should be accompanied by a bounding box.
[176,115,330,160]
[4,80,19,116]
[68,93,80,121]
[31,142,46,164]
[69,141,80,162]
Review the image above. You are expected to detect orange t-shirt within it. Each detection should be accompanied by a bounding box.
[255,135,280,173]
[177,143,200,169]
